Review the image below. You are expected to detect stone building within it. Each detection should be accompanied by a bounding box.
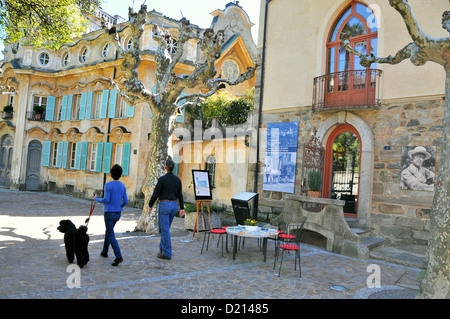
[249,0,448,254]
[0,3,256,206]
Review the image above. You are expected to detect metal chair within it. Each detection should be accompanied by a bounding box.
[201,228,228,257]
[274,217,307,277]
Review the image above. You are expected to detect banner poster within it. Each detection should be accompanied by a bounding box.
[263,121,299,193]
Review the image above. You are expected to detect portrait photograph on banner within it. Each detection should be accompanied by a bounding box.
[400,146,436,192]
[263,122,299,193]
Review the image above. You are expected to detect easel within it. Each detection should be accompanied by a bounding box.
[192,200,212,239]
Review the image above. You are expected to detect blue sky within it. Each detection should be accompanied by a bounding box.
[0,0,260,60]
[101,0,260,42]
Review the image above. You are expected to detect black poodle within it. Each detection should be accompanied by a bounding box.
[57,220,89,268]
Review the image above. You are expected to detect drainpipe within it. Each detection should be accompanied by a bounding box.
[253,0,272,194]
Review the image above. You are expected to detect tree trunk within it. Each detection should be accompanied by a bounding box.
[134,109,174,233]
[419,69,450,299]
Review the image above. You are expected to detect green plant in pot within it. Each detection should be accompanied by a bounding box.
[307,169,321,197]
[3,105,13,112]
[33,105,45,119]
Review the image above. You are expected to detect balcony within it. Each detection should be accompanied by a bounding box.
[1,111,14,120]
[26,111,47,121]
[312,69,382,112]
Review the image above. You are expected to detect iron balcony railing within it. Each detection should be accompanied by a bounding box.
[26,111,47,121]
[1,111,14,120]
[313,69,382,111]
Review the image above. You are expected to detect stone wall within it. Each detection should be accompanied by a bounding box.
[249,96,443,247]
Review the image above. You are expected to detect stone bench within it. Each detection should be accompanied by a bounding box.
[271,195,369,259]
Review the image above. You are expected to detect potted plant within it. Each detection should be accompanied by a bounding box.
[307,169,322,197]
[2,105,13,118]
[244,218,258,231]
[33,105,45,119]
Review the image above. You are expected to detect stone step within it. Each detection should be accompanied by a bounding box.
[361,236,387,250]
[369,246,427,269]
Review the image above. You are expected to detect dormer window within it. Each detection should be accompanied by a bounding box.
[223,60,240,82]
[167,36,178,54]
[126,38,133,50]
[39,52,50,66]
[80,47,89,62]
[102,43,110,57]
[62,52,69,67]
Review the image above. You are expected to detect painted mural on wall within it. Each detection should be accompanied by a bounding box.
[263,122,299,193]
[400,146,436,191]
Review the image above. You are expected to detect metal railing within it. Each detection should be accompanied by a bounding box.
[313,69,382,111]
[26,111,47,121]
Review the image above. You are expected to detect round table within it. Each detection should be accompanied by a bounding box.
[225,226,278,262]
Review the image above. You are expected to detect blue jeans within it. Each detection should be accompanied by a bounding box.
[102,212,122,259]
[158,201,178,258]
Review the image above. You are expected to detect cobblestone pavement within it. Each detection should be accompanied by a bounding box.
[0,188,422,302]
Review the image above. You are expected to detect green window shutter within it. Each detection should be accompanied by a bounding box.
[95,142,104,173]
[42,141,51,167]
[173,154,179,176]
[126,102,134,118]
[66,95,73,120]
[122,143,131,176]
[85,92,93,120]
[61,141,69,169]
[60,95,68,121]
[103,142,113,173]
[56,141,64,167]
[74,142,82,169]
[100,90,109,119]
[45,96,56,121]
[176,92,187,123]
[81,142,89,171]
[79,93,87,120]
[108,90,117,118]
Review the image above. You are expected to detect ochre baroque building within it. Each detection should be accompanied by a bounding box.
[249,0,448,251]
[0,3,256,206]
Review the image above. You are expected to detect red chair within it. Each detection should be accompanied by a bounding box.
[274,217,306,277]
[201,228,228,257]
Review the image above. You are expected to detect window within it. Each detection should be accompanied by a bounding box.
[126,38,133,50]
[80,47,89,62]
[89,143,98,171]
[93,92,102,119]
[56,97,63,121]
[51,142,58,167]
[115,144,123,166]
[39,52,50,66]
[62,52,69,67]
[327,2,378,75]
[72,94,82,120]
[223,60,240,82]
[206,155,216,188]
[69,143,77,169]
[33,96,47,113]
[102,43,110,57]
[118,97,127,118]
[167,36,178,54]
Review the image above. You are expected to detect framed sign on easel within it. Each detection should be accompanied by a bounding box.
[191,170,213,238]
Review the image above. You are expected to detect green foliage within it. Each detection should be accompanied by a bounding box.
[186,88,254,128]
[33,105,45,113]
[0,0,102,50]
[308,169,321,191]
[3,105,13,112]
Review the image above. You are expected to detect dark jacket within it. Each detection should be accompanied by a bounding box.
[149,172,184,209]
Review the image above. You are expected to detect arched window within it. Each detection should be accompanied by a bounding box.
[206,155,216,188]
[327,1,378,74]
[323,1,379,107]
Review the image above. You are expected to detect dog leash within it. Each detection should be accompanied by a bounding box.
[85,195,96,226]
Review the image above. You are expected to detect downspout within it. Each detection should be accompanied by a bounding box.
[253,0,272,194]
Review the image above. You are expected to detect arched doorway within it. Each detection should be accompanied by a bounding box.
[0,134,13,187]
[25,140,42,191]
[323,124,361,217]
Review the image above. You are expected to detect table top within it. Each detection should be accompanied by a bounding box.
[226,226,279,239]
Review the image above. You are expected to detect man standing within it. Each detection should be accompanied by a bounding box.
[149,159,185,260]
